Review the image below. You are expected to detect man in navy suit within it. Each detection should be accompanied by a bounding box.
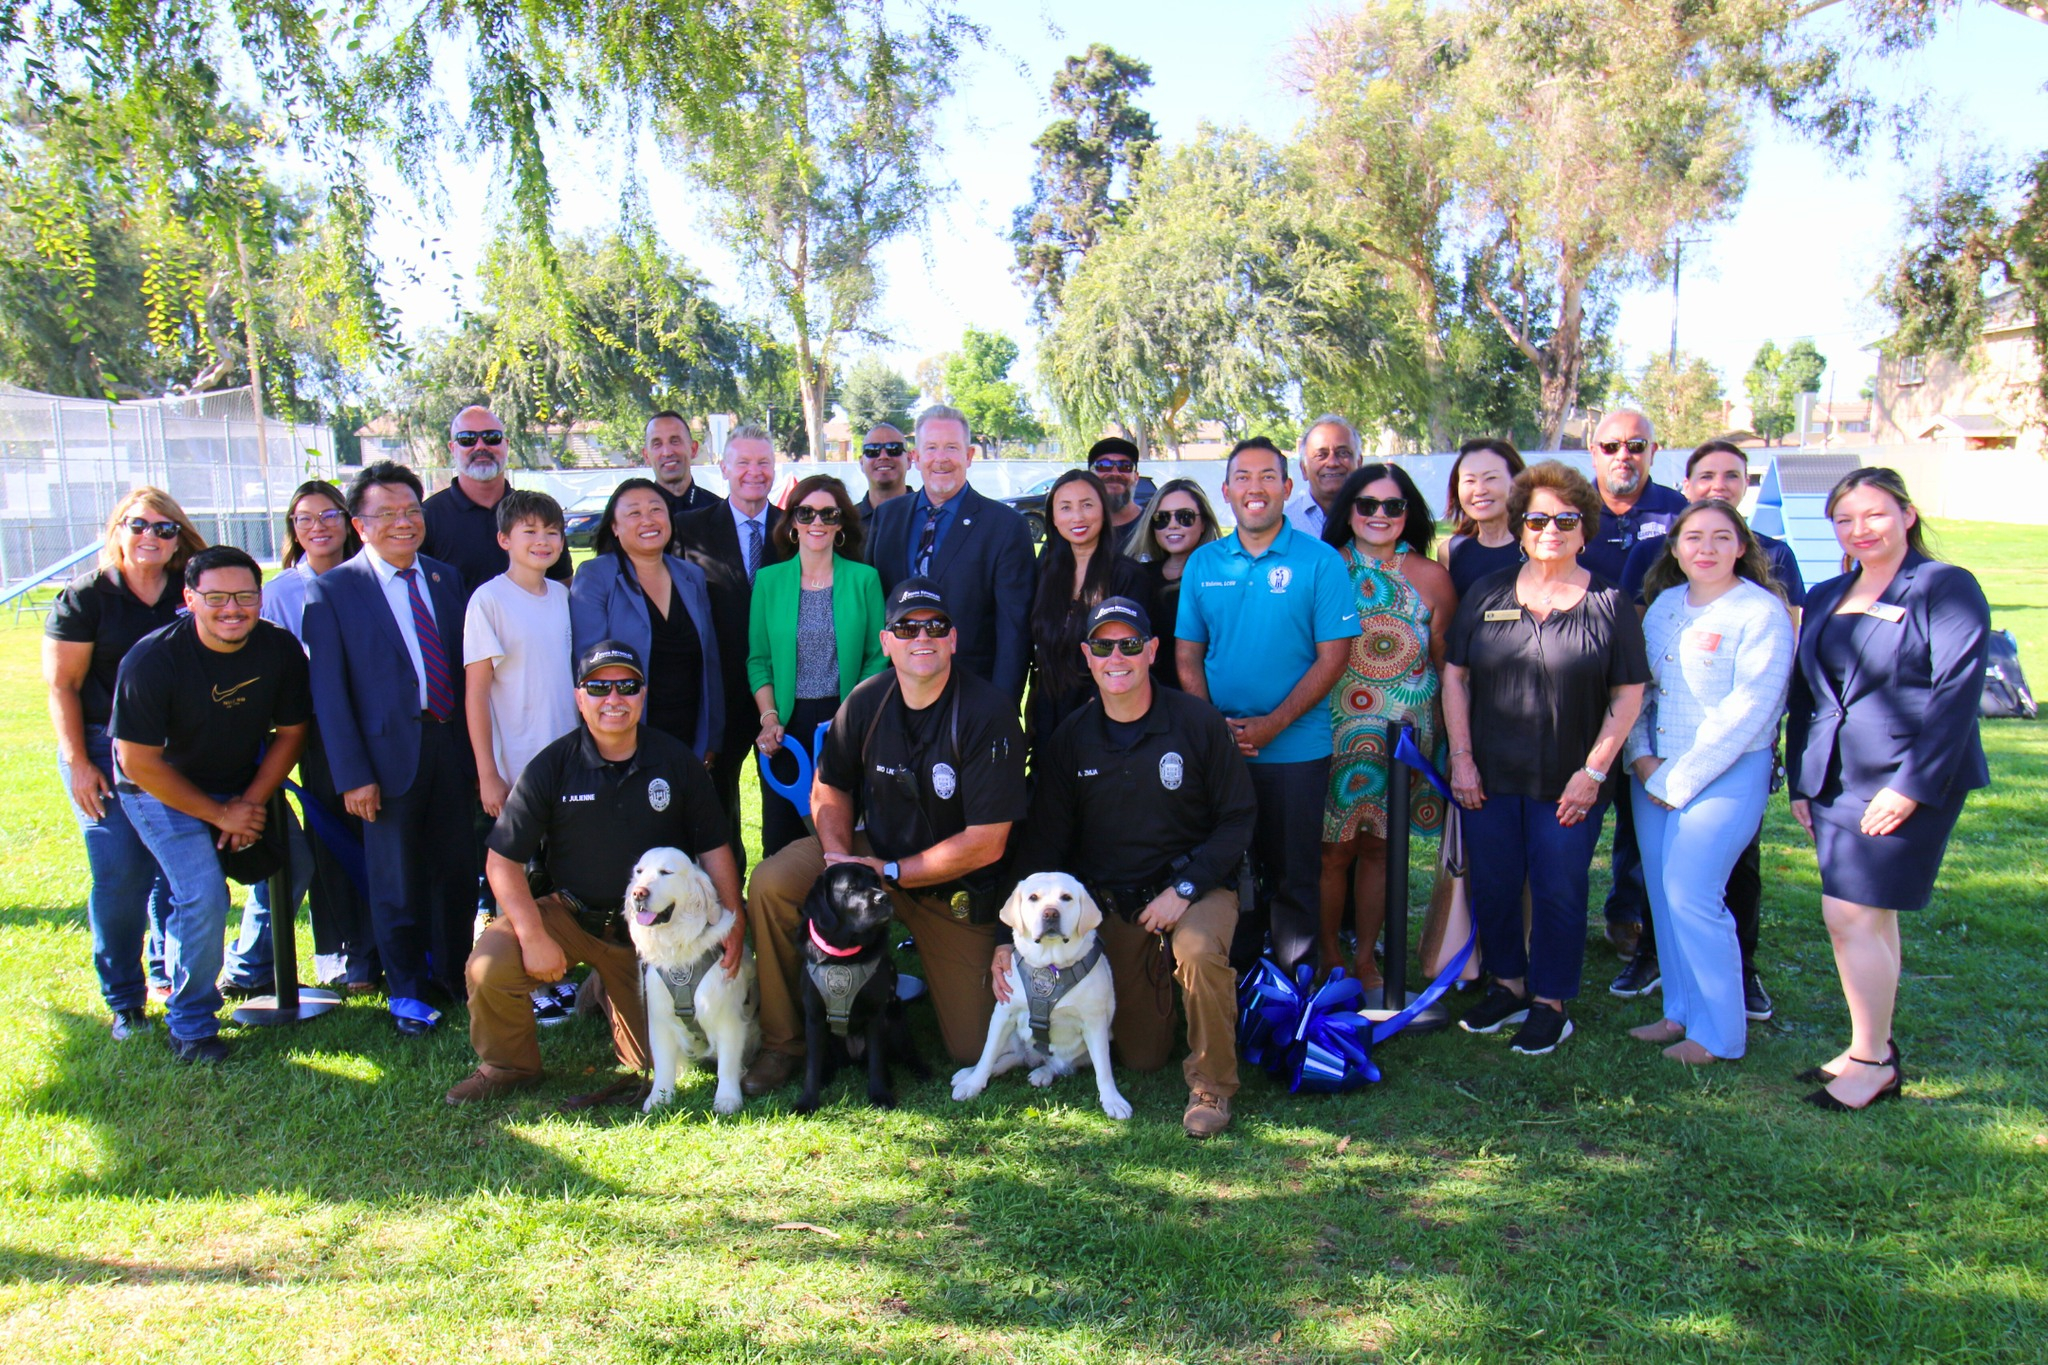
[303,461,479,1035]
[867,405,1036,699]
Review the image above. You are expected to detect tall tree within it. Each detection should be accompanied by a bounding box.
[1744,338,1828,443]
[1011,43,1158,325]
[838,354,916,431]
[944,329,1043,447]
[1629,351,1727,448]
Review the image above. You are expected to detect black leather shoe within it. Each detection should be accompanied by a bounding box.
[1805,1048,1902,1111]
[393,1014,438,1037]
[169,1034,231,1064]
[110,1008,151,1041]
[1608,952,1661,998]
[219,979,271,1002]
[1743,971,1774,1021]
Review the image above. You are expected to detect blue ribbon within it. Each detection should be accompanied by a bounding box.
[1393,727,1452,802]
[389,995,442,1026]
[282,778,367,895]
[757,720,833,818]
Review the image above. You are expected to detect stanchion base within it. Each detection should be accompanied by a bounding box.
[1362,1000,1453,1035]
[232,989,343,1027]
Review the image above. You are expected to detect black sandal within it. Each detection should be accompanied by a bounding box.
[1803,1047,1902,1112]
[1794,1038,1898,1086]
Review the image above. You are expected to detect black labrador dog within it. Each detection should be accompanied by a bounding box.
[795,863,926,1113]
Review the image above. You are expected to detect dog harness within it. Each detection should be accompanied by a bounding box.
[1020,942,1105,1045]
[806,957,885,1037]
[650,942,724,1050]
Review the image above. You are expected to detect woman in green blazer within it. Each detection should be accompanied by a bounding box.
[747,474,888,856]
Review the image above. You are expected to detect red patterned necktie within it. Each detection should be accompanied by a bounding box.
[397,566,454,720]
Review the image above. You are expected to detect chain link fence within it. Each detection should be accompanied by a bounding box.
[0,384,339,600]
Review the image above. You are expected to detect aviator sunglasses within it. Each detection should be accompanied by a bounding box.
[887,617,954,639]
[1596,438,1650,456]
[452,429,506,448]
[581,678,644,697]
[1151,508,1201,529]
[1084,636,1149,657]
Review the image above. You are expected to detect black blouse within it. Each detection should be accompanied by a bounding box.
[1445,534,1522,599]
[1446,567,1651,802]
[644,592,705,750]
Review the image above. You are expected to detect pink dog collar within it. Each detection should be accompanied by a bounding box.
[808,920,864,958]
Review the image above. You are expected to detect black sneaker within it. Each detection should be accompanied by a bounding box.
[1743,971,1774,1022]
[110,1008,151,1041]
[169,1034,231,1065]
[1459,983,1531,1035]
[1608,953,1662,998]
[532,988,573,1027]
[220,979,270,1001]
[1509,1005,1574,1055]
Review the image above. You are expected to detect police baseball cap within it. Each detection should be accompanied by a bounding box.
[576,639,646,682]
[884,576,950,626]
[1085,596,1151,638]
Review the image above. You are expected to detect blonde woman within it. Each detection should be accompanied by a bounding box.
[1124,477,1221,689]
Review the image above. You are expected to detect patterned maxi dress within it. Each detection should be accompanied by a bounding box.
[1323,544,1448,843]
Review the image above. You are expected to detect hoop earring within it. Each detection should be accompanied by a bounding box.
[833,529,845,547]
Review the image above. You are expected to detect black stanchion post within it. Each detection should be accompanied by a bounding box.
[232,790,341,1026]
[1384,719,1412,1011]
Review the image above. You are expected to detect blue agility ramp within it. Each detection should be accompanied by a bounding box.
[1752,453,1862,593]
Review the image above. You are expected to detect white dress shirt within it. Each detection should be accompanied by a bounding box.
[363,544,438,709]
[1283,490,1330,538]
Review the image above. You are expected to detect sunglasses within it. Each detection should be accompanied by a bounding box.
[1353,496,1409,517]
[1596,438,1650,456]
[862,442,906,458]
[452,429,506,448]
[1521,512,1585,532]
[1151,508,1201,529]
[195,590,261,608]
[1084,636,1149,657]
[581,678,644,697]
[123,518,182,539]
[887,617,954,639]
[1090,457,1135,474]
[790,505,843,526]
[291,508,346,530]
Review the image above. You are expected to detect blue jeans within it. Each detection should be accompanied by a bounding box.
[124,789,239,1042]
[225,803,313,988]
[1632,750,1771,1059]
[59,727,171,1011]
[1463,792,1608,1002]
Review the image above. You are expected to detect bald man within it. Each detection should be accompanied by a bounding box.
[421,403,573,598]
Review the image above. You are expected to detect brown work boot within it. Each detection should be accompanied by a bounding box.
[741,1049,800,1096]
[1183,1089,1232,1139]
[444,1066,541,1106]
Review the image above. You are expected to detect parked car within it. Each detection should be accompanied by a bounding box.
[564,491,611,549]
[1002,473,1158,543]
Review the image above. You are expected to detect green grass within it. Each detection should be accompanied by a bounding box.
[2,522,2046,1362]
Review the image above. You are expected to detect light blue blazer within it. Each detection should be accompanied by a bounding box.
[569,550,724,758]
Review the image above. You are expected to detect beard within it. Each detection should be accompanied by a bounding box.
[1602,467,1643,497]
[462,456,505,481]
[1103,485,1131,513]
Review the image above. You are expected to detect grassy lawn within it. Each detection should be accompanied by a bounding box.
[1,521,2044,1363]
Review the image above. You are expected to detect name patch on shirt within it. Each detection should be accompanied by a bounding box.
[1685,630,1722,653]
[1866,603,1907,623]
[562,793,595,803]
[1484,609,1521,622]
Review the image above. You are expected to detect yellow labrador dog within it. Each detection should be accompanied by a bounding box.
[952,872,1131,1120]
[625,847,758,1115]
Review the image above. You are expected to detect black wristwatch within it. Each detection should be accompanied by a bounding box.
[882,860,901,884]
[1174,879,1198,902]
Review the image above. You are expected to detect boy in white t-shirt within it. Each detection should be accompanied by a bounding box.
[463,489,579,1024]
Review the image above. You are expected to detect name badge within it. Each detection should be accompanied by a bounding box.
[1484,609,1521,623]
[1867,603,1906,623]
[1686,630,1722,653]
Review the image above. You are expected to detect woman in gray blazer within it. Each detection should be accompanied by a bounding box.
[1786,467,1990,1112]
[569,478,723,759]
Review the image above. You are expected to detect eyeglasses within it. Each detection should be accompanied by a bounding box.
[1090,457,1135,474]
[195,590,261,608]
[290,508,346,530]
[358,507,425,525]
[861,442,906,458]
[1521,512,1585,532]
[452,429,506,448]
[1084,636,1149,657]
[1596,438,1650,456]
[887,617,954,639]
[1151,508,1201,530]
[1353,496,1409,517]
[581,678,644,697]
[123,518,181,539]
[790,505,843,526]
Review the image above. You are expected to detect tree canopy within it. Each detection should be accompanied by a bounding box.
[837,355,916,433]
[1745,339,1828,443]
[944,329,1042,447]
[1628,351,1728,448]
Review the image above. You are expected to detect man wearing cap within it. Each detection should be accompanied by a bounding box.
[1009,597,1256,1137]
[1086,437,1146,553]
[445,640,742,1106]
[855,423,915,531]
[739,577,1028,1096]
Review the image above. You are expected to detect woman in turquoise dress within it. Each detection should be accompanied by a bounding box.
[1317,464,1458,988]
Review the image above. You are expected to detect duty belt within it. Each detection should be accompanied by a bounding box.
[806,956,886,1037]
[650,942,725,1049]
[1021,941,1105,1044]
[1091,881,1168,922]
[555,888,626,943]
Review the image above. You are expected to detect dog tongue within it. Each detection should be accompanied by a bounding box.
[634,909,660,925]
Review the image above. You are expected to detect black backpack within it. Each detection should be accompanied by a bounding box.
[1982,628,2038,720]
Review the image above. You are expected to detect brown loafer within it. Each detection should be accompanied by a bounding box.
[444,1067,541,1106]
[1183,1089,1232,1139]
[741,1049,800,1096]
[560,1075,653,1111]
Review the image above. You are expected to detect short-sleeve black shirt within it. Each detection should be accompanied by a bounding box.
[110,618,312,793]
[45,569,184,727]
[817,669,1027,866]
[1445,568,1651,802]
[487,723,730,911]
[421,480,576,598]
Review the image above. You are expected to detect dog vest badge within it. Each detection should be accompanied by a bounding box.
[931,762,957,800]
[647,777,671,812]
[1159,751,1184,790]
[1267,564,1292,592]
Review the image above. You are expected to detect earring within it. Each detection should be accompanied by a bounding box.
[834,529,845,546]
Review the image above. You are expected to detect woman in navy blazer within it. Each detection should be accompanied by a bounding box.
[1786,467,1990,1111]
[569,478,723,759]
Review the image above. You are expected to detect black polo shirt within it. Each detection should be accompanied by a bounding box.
[45,569,185,727]
[1014,685,1254,899]
[110,617,311,792]
[816,668,1026,866]
[488,723,730,911]
[1579,479,1687,584]
[421,480,576,597]
[1445,568,1651,803]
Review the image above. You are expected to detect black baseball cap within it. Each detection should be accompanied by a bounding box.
[576,639,645,682]
[884,577,949,626]
[1087,437,1140,464]
[1085,596,1151,638]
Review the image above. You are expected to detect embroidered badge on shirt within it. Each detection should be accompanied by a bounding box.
[931,762,957,800]
[1267,565,1292,592]
[1159,752,1184,790]
[648,777,671,812]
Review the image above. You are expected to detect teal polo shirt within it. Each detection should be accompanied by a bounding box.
[1175,524,1357,764]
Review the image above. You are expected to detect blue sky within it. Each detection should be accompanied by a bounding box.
[367,0,2048,422]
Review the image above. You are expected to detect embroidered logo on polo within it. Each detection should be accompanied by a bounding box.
[648,777,671,812]
[1159,752,1184,790]
[931,762,957,800]
[1266,565,1293,592]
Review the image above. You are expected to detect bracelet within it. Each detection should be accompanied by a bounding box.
[1581,764,1609,784]
[1450,748,1472,758]
[760,709,778,722]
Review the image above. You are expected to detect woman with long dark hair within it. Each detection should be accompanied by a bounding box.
[1027,469,1152,759]
[1440,438,1526,597]
[1786,468,1990,1110]
[1123,477,1221,690]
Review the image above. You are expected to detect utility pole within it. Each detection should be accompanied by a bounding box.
[1668,237,1709,367]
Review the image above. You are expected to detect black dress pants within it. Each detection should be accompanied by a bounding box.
[1234,757,1330,976]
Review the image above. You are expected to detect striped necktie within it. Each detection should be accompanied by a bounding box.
[746,517,763,581]
[397,566,455,720]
